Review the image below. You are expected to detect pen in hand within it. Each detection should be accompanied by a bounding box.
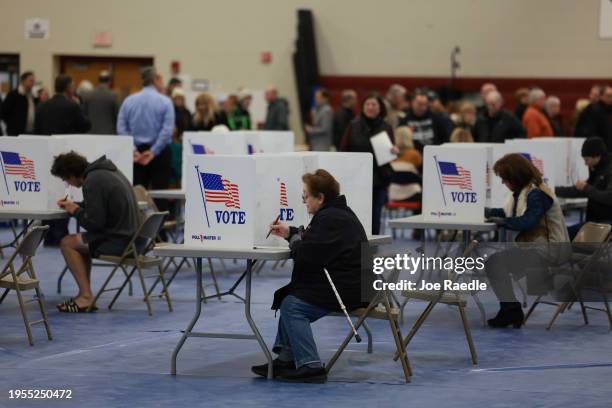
[266,215,281,239]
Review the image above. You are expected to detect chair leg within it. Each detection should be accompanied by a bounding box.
[136,264,153,316]
[601,289,612,330]
[14,286,34,346]
[0,288,10,304]
[326,294,380,374]
[207,258,221,300]
[57,265,68,294]
[90,264,122,311]
[157,264,173,312]
[524,295,542,324]
[383,292,412,382]
[120,265,134,296]
[399,297,409,325]
[546,302,568,331]
[394,300,437,361]
[578,299,589,325]
[362,320,373,354]
[107,266,137,310]
[458,304,477,365]
[34,286,52,341]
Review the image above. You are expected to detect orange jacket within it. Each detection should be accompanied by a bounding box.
[522,106,554,138]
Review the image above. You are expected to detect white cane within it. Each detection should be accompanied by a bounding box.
[323,268,362,343]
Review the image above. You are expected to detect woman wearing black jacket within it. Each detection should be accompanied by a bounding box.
[251,170,368,383]
[341,94,396,235]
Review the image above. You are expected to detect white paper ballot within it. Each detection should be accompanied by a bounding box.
[369,131,397,166]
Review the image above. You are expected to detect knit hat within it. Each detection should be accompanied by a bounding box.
[581,137,607,157]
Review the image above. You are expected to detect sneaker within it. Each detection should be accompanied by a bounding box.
[277,365,327,384]
[251,359,295,378]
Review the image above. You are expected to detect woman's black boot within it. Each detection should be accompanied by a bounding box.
[487,302,524,328]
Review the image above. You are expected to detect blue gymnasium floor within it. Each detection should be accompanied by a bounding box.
[1,229,612,408]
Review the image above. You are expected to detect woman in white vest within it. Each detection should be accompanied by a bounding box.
[485,153,570,328]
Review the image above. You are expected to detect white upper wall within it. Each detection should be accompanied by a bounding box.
[1,0,611,142]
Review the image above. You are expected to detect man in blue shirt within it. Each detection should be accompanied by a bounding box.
[117,67,174,211]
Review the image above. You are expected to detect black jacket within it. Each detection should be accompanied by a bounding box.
[473,108,526,143]
[333,106,355,150]
[191,111,228,131]
[82,85,119,135]
[341,116,394,188]
[574,101,612,151]
[398,109,448,151]
[555,155,612,223]
[1,89,36,135]
[264,98,289,130]
[34,94,91,135]
[272,195,369,311]
[75,156,141,245]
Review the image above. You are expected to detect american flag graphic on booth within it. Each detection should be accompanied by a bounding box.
[191,144,207,154]
[281,182,289,207]
[200,172,240,209]
[521,153,544,175]
[0,151,36,179]
[438,161,472,190]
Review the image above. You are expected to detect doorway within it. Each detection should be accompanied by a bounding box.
[58,55,154,101]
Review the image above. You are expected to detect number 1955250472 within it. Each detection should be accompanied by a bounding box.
[8,389,72,399]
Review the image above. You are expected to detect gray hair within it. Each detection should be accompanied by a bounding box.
[545,96,560,109]
[387,84,407,99]
[528,88,545,104]
[141,66,157,86]
[485,90,503,104]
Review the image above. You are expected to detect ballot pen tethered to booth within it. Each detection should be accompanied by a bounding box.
[323,267,362,343]
[266,215,281,239]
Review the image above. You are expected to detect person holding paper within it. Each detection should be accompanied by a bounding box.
[485,154,569,328]
[251,170,368,383]
[340,94,397,234]
[50,151,141,313]
[555,137,612,239]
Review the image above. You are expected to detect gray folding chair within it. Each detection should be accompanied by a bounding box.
[89,212,173,316]
[0,226,52,345]
[393,240,479,365]
[524,222,612,329]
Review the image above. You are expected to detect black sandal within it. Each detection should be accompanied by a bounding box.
[57,298,98,313]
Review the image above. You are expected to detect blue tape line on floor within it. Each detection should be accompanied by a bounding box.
[472,362,612,372]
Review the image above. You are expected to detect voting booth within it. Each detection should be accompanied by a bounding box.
[504,140,556,188]
[422,145,486,222]
[184,155,256,249]
[445,142,497,207]
[0,136,64,210]
[253,154,308,247]
[50,135,134,201]
[296,152,373,234]
[181,131,295,186]
[243,131,295,154]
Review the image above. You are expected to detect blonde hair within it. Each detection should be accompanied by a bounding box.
[394,126,414,152]
[450,127,474,143]
[193,92,218,127]
[459,101,476,115]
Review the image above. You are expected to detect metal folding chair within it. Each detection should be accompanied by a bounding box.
[524,222,612,329]
[0,226,52,345]
[393,240,479,365]
[89,212,173,316]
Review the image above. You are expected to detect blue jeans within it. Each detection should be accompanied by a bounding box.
[272,295,329,368]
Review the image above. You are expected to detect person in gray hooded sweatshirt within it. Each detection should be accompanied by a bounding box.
[51,151,141,313]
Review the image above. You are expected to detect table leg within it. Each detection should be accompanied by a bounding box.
[244,259,273,379]
[171,257,203,375]
[0,219,34,249]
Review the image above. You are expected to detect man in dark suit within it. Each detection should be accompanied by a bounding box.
[1,71,37,135]
[35,74,91,245]
[35,74,91,136]
[82,70,119,134]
